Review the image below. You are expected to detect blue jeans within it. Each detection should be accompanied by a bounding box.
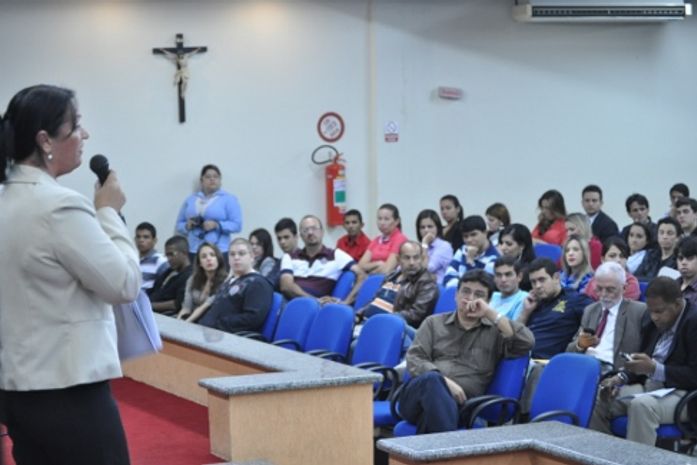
[399,371,459,434]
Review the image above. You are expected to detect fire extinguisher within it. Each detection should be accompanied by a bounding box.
[312,145,346,227]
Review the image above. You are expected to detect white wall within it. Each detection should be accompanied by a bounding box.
[1,0,696,249]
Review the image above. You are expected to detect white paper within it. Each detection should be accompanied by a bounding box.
[619,387,675,400]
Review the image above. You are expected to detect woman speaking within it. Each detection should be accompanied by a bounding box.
[0,85,141,465]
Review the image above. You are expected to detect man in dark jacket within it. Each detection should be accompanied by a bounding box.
[589,277,697,445]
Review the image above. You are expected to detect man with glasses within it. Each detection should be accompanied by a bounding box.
[400,270,534,433]
[567,262,646,375]
[279,215,364,304]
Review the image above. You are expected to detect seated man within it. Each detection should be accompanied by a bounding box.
[567,262,646,375]
[336,209,370,262]
[590,277,697,446]
[274,217,300,255]
[518,258,594,359]
[677,236,697,308]
[675,197,697,237]
[356,241,438,330]
[582,184,619,243]
[198,238,274,333]
[443,215,499,288]
[136,221,169,292]
[490,256,528,321]
[400,270,534,434]
[149,236,192,316]
[280,215,364,303]
[621,193,657,240]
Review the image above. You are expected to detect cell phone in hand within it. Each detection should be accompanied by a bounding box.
[620,352,633,361]
[582,327,595,336]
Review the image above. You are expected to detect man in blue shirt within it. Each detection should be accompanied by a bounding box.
[490,256,528,321]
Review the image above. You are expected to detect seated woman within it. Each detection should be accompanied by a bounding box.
[497,223,536,291]
[559,235,593,293]
[175,164,242,259]
[177,242,228,321]
[415,209,454,283]
[249,228,280,288]
[634,217,682,280]
[485,202,511,247]
[584,237,641,301]
[565,212,602,270]
[358,203,408,275]
[440,194,464,252]
[532,189,567,246]
[624,222,654,275]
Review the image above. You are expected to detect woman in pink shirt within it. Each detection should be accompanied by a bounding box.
[358,203,408,275]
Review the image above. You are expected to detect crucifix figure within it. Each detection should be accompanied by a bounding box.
[153,33,208,123]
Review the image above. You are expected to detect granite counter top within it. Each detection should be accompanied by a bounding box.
[377,422,697,465]
[154,314,381,396]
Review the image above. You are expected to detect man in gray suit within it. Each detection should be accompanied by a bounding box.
[567,261,646,374]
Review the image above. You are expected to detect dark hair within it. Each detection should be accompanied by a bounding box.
[200,164,221,178]
[677,236,697,260]
[670,183,690,198]
[657,217,683,236]
[136,221,157,238]
[499,223,536,264]
[645,276,682,302]
[528,257,558,278]
[485,203,511,228]
[675,197,697,213]
[344,209,363,223]
[458,269,495,300]
[191,242,227,294]
[625,193,649,212]
[602,236,630,259]
[274,217,297,235]
[1,85,76,182]
[537,189,567,235]
[249,228,275,260]
[582,184,603,200]
[623,222,654,251]
[440,194,464,221]
[415,209,443,242]
[378,203,401,229]
[165,235,189,254]
[461,215,487,234]
[494,255,522,273]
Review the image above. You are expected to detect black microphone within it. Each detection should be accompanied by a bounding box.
[89,154,110,185]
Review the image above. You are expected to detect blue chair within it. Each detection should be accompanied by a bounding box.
[534,243,563,264]
[639,280,649,302]
[271,297,320,350]
[353,274,385,310]
[610,389,697,453]
[351,314,405,398]
[433,285,457,314]
[331,270,356,301]
[528,353,600,426]
[234,292,284,342]
[303,303,354,361]
[391,354,531,436]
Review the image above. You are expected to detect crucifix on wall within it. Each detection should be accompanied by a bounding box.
[153,33,208,123]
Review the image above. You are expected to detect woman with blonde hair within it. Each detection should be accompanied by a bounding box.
[565,212,602,269]
[559,235,594,293]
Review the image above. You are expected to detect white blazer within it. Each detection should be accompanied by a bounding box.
[0,165,141,390]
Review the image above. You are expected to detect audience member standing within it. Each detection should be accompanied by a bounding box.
[532,189,567,246]
[176,164,242,257]
[415,209,453,283]
[440,194,464,252]
[0,85,140,465]
[358,203,408,276]
[581,184,620,243]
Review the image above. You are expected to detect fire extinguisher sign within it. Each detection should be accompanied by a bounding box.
[334,178,347,205]
[317,112,345,143]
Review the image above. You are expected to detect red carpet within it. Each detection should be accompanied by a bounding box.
[1,378,220,465]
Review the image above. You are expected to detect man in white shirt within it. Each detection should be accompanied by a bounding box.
[567,261,646,374]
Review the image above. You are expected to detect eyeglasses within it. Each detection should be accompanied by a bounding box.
[458,287,488,300]
[301,226,321,234]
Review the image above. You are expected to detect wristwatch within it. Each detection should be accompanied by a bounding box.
[493,313,504,325]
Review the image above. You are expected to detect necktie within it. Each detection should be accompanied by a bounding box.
[596,308,610,339]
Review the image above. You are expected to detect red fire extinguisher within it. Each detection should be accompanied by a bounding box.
[312,145,346,227]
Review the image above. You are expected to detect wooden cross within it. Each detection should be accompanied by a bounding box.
[153,33,208,123]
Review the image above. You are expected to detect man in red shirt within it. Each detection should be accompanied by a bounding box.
[336,209,370,262]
